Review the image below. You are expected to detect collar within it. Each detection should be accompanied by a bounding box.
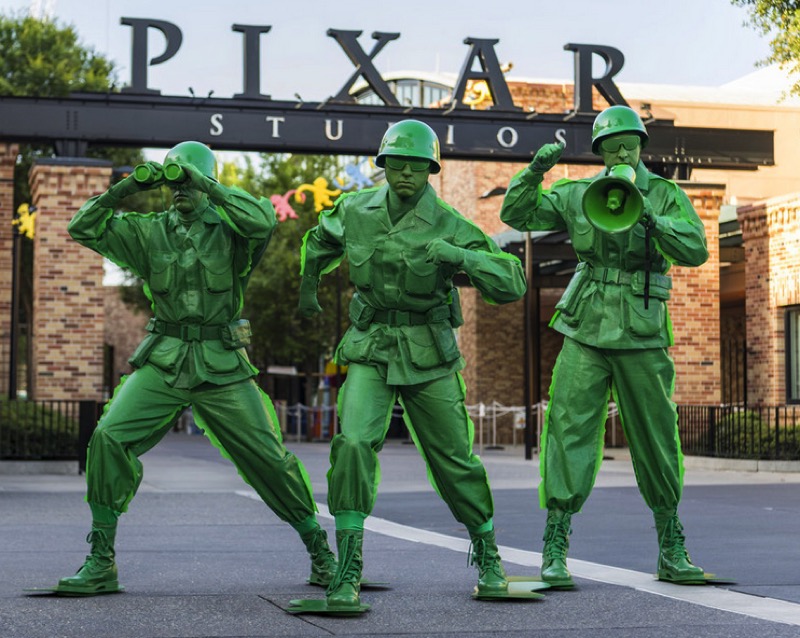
[363,184,438,225]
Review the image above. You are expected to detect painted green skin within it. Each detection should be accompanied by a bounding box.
[500,130,708,567]
[300,158,526,532]
[66,154,324,555]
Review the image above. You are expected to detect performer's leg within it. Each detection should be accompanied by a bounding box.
[538,338,612,586]
[326,363,395,607]
[611,348,703,583]
[190,379,336,586]
[59,365,187,594]
[399,372,506,594]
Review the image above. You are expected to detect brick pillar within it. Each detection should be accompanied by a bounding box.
[0,143,18,396]
[29,158,112,400]
[739,194,800,406]
[671,184,724,405]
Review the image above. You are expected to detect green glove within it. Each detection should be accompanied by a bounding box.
[298,275,323,317]
[530,142,564,175]
[425,238,465,266]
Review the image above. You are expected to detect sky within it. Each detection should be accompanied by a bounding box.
[0,0,778,102]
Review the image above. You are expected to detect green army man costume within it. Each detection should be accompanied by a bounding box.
[500,106,710,587]
[298,120,527,610]
[58,141,336,595]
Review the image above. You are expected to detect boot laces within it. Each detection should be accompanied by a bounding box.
[468,536,503,578]
[328,534,361,591]
[659,516,690,561]
[543,520,570,561]
[81,528,114,570]
[306,529,335,569]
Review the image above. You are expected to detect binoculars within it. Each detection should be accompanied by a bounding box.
[132,162,187,184]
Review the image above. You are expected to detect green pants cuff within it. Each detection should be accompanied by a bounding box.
[88,502,120,527]
[335,511,366,531]
[290,515,320,536]
[467,519,494,536]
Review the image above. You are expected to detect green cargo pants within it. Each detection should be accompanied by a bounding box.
[540,337,684,514]
[86,364,317,523]
[328,363,494,532]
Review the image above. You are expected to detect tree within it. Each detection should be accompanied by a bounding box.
[235,153,355,404]
[0,13,146,203]
[0,12,147,396]
[732,1,800,97]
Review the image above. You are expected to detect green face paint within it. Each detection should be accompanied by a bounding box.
[384,157,430,199]
[170,184,205,214]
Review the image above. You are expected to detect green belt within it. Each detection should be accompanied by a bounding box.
[372,305,451,326]
[588,266,671,289]
[146,318,225,341]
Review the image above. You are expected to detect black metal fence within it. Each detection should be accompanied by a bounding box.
[0,398,100,471]
[678,404,800,460]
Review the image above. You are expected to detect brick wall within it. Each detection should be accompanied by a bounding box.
[671,185,723,404]
[29,159,112,400]
[739,194,800,405]
[104,285,150,384]
[0,143,18,395]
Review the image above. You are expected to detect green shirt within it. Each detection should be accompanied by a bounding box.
[301,183,526,385]
[500,162,708,349]
[68,184,275,388]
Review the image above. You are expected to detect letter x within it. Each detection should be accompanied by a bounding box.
[327,29,401,106]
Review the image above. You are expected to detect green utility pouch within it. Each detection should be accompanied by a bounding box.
[221,319,252,349]
[449,287,464,328]
[556,262,590,315]
[430,324,460,363]
[348,294,376,330]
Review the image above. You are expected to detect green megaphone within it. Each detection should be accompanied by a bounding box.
[581,164,643,234]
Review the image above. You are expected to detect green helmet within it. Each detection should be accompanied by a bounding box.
[376,119,441,174]
[164,141,217,178]
[591,105,649,155]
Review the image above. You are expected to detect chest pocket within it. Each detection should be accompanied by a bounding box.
[149,252,177,294]
[403,250,439,296]
[199,253,233,293]
[348,244,374,290]
[570,216,597,257]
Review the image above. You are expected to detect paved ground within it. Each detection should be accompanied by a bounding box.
[2,432,800,637]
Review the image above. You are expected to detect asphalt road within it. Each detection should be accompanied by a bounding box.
[2,432,799,637]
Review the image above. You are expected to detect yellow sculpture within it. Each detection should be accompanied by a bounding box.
[13,203,36,239]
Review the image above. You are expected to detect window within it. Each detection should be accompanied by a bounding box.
[786,306,800,403]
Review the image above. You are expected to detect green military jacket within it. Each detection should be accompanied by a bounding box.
[301,183,526,385]
[68,184,275,388]
[500,161,708,349]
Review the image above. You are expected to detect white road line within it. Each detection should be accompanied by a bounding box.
[236,490,800,626]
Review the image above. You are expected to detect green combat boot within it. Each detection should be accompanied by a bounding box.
[655,511,705,584]
[326,529,363,609]
[301,526,338,587]
[541,509,574,588]
[469,529,508,595]
[57,526,120,595]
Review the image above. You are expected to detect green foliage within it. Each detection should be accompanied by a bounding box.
[0,397,79,459]
[732,1,800,97]
[0,12,116,95]
[236,154,354,378]
[0,12,146,370]
[0,12,144,203]
[715,409,800,459]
